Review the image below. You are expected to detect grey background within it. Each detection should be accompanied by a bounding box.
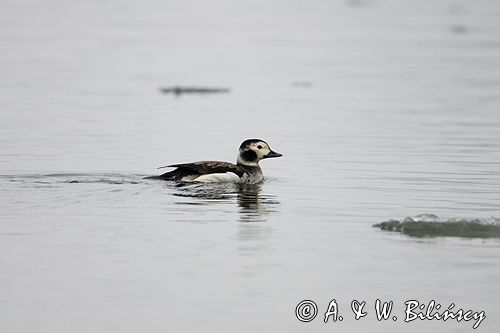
[1,0,499,332]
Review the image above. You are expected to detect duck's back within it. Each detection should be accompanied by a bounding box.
[148,161,245,182]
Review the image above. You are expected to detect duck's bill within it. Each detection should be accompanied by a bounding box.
[264,150,283,158]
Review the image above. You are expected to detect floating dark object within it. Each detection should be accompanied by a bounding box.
[451,24,467,34]
[159,86,230,95]
[373,214,500,238]
[291,81,313,88]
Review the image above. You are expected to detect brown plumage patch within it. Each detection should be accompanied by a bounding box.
[239,139,263,150]
[240,149,258,162]
[157,161,245,181]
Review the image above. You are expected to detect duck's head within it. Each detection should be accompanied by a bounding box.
[237,139,282,166]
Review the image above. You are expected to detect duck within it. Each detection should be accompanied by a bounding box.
[145,139,282,184]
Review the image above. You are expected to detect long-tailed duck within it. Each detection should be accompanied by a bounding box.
[146,139,282,184]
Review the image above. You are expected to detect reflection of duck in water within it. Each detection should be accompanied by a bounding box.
[170,182,279,222]
[145,139,282,184]
[237,183,278,222]
[237,184,265,211]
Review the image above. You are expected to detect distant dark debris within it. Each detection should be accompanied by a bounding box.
[291,81,313,88]
[346,0,366,7]
[159,86,230,95]
[451,24,467,34]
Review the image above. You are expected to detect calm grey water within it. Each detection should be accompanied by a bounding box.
[1,0,500,332]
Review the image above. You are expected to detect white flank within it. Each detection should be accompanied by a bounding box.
[193,172,241,183]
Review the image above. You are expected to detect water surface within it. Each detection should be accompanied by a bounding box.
[1,0,500,332]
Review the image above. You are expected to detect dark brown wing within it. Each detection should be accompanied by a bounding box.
[168,161,244,175]
[148,161,245,181]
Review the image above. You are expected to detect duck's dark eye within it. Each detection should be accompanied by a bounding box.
[257,145,262,149]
